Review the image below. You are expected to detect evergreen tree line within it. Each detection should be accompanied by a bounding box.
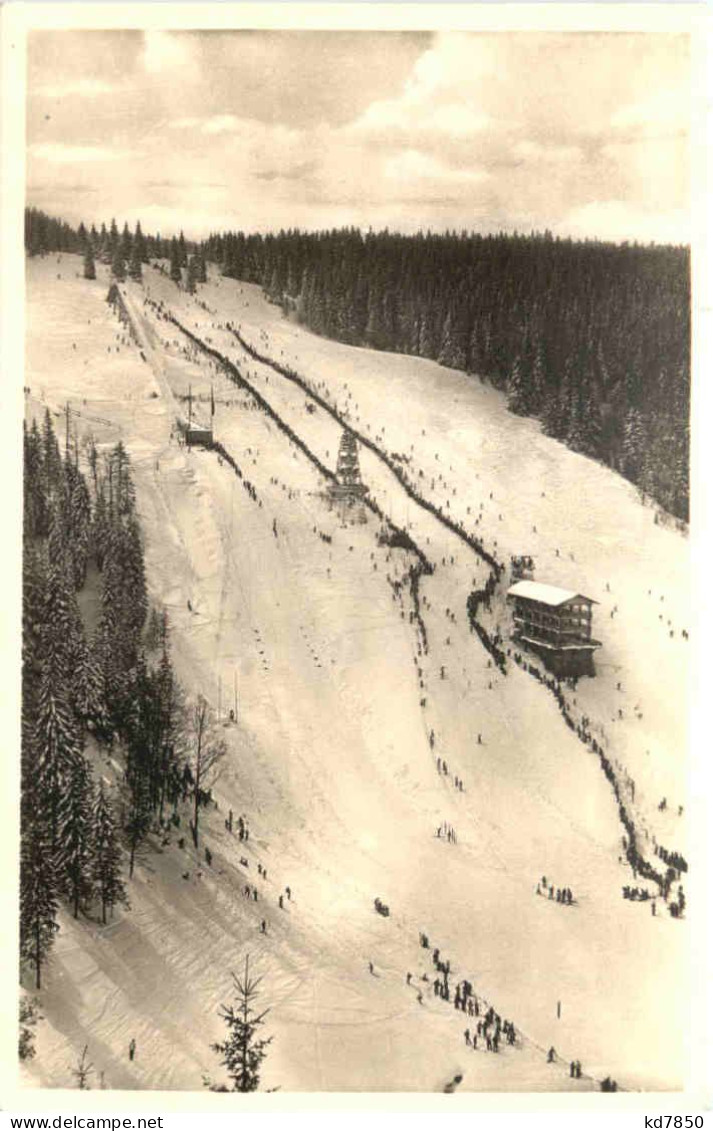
[207,227,690,522]
[24,208,206,290]
[24,209,689,517]
[21,412,186,989]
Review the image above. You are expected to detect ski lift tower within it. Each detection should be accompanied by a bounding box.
[328,429,368,525]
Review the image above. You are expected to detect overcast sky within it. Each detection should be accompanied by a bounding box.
[26,29,691,244]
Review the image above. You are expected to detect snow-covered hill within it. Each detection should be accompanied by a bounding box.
[21,254,689,1093]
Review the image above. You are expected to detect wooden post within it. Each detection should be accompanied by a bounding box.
[557,1000,561,1019]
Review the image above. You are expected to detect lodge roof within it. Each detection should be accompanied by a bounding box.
[506,580,597,607]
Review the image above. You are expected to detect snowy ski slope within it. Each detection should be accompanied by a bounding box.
[21,254,689,1093]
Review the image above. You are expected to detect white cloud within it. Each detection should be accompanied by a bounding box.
[611,86,690,138]
[202,115,242,135]
[143,31,195,76]
[35,78,119,98]
[384,148,487,185]
[168,117,201,130]
[352,32,493,143]
[30,143,134,164]
[512,140,584,166]
[561,200,689,245]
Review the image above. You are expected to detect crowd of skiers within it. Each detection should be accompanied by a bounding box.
[654,842,688,874]
[225,809,250,842]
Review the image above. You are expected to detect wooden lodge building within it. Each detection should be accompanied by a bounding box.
[506,580,601,677]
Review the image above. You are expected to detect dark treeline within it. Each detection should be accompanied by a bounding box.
[21,412,186,989]
[208,227,690,522]
[24,208,690,520]
[24,207,206,292]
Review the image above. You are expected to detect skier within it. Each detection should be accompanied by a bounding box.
[279,894,284,909]
[129,1039,136,1062]
[286,886,291,900]
[464,1029,471,1047]
[547,1046,556,1063]
[406,973,412,985]
[369,961,375,975]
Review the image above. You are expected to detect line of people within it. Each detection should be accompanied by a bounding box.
[536,877,575,905]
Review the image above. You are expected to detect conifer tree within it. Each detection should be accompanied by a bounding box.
[70,1046,94,1090]
[42,409,63,500]
[208,957,272,1092]
[83,245,96,281]
[91,484,111,571]
[19,997,42,1061]
[125,748,152,880]
[108,218,119,259]
[120,222,133,262]
[34,559,84,839]
[134,220,148,264]
[506,356,529,415]
[20,817,59,989]
[95,554,126,731]
[58,755,96,918]
[169,239,182,286]
[438,308,468,371]
[71,631,107,737]
[24,418,47,537]
[155,644,183,819]
[92,783,128,923]
[98,223,110,263]
[111,246,126,282]
[129,242,143,282]
[186,256,198,294]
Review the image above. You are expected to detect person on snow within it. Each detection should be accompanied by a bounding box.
[129,1039,136,1062]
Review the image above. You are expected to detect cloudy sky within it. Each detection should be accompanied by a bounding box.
[27,29,691,243]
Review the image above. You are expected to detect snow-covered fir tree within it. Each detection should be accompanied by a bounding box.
[20,816,59,989]
[208,957,273,1092]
